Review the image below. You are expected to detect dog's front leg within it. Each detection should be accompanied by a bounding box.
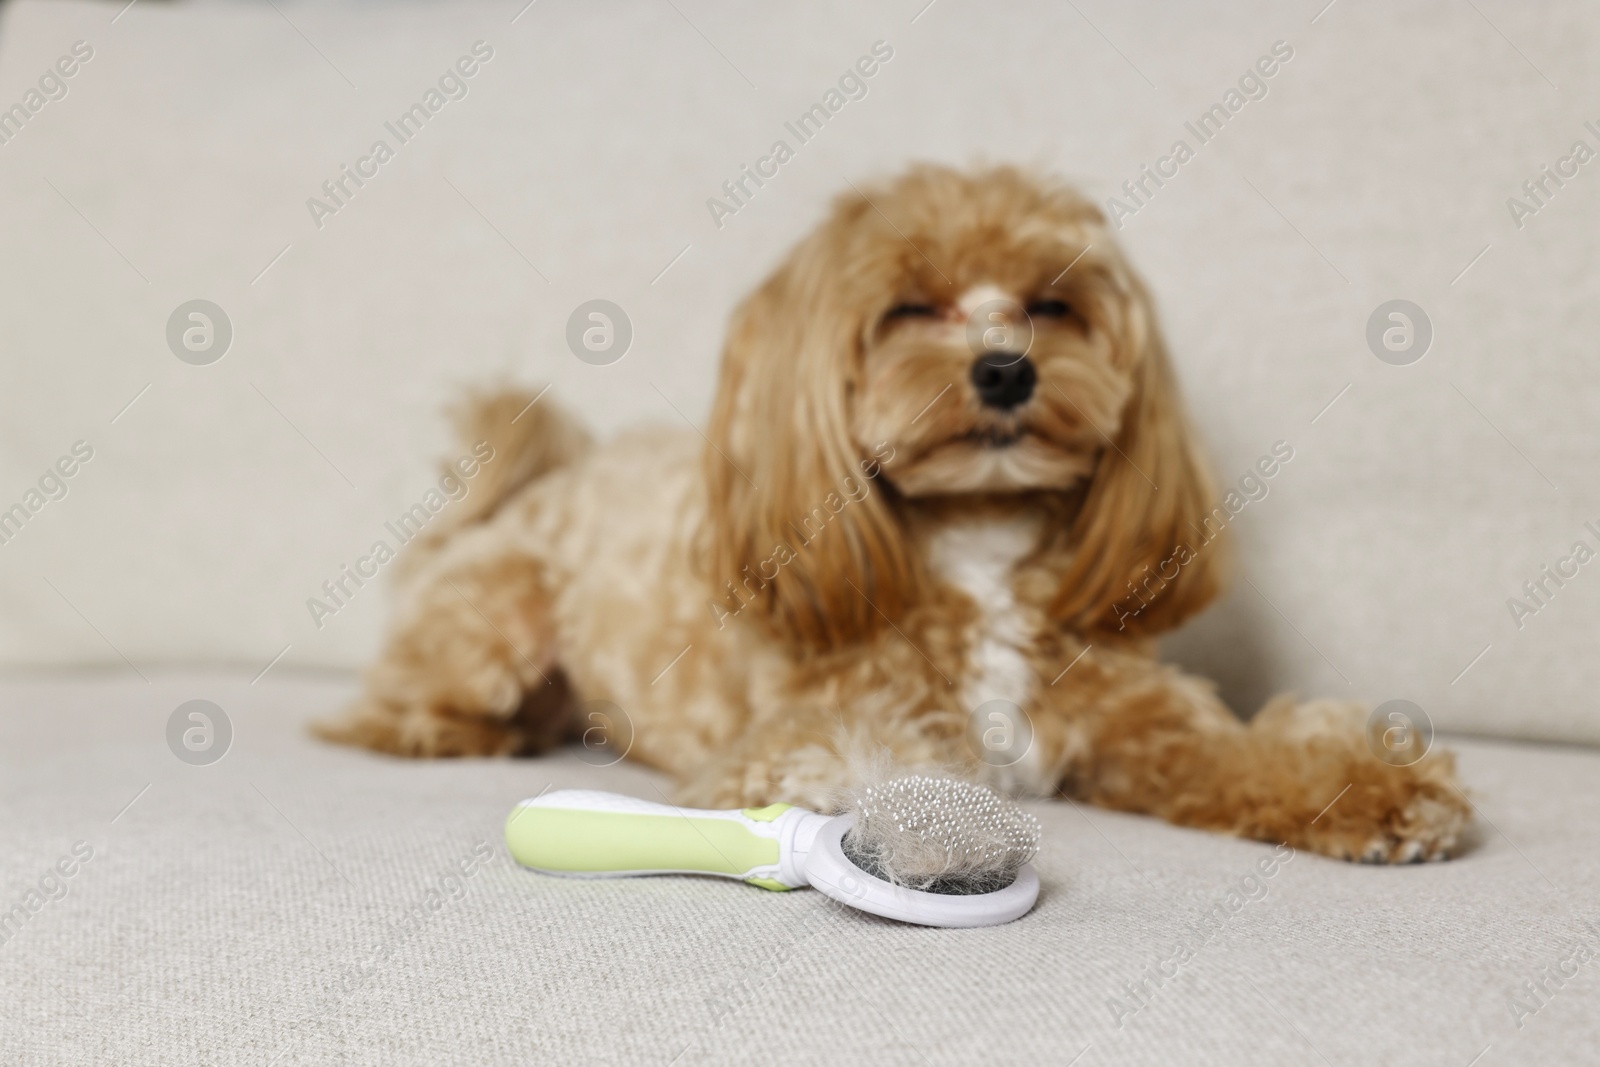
[1054,657,1471,863]
[672,699,960,813]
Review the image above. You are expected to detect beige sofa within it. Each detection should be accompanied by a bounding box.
[2,0,1598,1062]
[3,674,1598,1064]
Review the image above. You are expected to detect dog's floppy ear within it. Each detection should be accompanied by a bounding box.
[704,221,916,650]
[1049,274,1228,637]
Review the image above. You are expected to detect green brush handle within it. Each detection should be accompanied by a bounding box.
[505,789,801,891]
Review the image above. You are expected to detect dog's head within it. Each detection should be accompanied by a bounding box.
[706,164,1224,648]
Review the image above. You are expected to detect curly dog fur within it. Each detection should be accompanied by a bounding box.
[318,163,1469,863]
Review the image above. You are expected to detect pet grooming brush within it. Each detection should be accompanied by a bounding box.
[504,775,1042,928]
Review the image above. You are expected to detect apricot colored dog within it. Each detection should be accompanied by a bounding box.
[320,164,1469,863]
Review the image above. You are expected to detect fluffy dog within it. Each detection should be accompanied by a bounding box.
[319,164,1469,863]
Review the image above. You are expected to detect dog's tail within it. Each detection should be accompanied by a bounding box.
[399,385,592,574]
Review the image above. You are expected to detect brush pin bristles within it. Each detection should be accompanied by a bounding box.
[840,776,1042,896]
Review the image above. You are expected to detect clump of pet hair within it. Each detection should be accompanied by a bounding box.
[839,767,1042,896]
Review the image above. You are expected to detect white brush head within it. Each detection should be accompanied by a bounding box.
[839,775,1042,896]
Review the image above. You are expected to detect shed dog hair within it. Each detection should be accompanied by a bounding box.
[319,164,1468,863]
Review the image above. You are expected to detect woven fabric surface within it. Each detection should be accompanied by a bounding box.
[1,673,1596,1065]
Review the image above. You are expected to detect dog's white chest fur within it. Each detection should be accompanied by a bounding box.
[927,515,1041,737]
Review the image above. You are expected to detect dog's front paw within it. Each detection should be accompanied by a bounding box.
[675,746,851,812]
[674,773,781,811]
[1297,756,1471,864]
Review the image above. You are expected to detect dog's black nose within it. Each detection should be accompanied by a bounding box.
[970,352,1036,409]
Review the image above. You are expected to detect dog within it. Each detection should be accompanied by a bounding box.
[318,163,1470,863]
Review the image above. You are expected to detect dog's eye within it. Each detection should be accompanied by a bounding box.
[884,303,937,321]
[1026,299,1072,318]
